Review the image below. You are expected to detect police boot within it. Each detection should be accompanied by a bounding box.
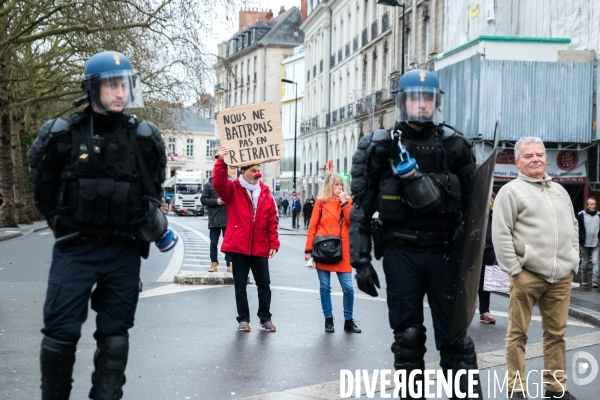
[89,335,129,400]
[40,336,76,400]
[227,262,233,273]
[440,332,482,400]
[208,262,218,273]
[392,326,427,399]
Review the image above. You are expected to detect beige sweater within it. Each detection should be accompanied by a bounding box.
[492,172,579,283]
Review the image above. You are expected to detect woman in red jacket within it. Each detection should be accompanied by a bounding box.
[213,146,280,332]
[304,173,361,333]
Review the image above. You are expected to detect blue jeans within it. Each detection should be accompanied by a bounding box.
[580,245,600,284]
[316,269,354,320]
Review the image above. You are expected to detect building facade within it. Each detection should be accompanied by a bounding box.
[164,108,217,184]
[213,6,305,189]
[280,47,305,198]
[299,0,444,198]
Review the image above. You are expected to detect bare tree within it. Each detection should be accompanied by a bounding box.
[0,0,237,227]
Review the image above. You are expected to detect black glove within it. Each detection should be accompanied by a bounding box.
[355,263,380,297]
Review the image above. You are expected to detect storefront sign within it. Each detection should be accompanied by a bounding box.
[494,149,587,183]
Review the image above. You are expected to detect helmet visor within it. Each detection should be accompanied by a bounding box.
[395,87,443,125]
[92,70,144,111]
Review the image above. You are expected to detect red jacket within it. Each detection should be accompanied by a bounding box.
[212,158,280,257]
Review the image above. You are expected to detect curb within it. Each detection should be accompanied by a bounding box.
[568,305,600,328]
[32,225,50,233]
[0,233,22,241]
[174,271,235,285]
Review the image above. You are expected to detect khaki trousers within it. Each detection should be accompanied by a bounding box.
[506,268,573,393]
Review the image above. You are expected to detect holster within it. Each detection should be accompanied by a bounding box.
[372,217,385,260]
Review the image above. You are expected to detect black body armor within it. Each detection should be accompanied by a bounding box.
[29,110,166,239]
[350,122,475,266]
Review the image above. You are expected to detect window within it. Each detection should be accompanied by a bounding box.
[168,137,176,154]
[206,170,212,179]
[206,140,214,157]
[186,139,194,157]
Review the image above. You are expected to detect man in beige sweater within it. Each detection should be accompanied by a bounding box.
[492,137,579,400]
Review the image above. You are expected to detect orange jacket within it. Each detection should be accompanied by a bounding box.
[305,198,353,273]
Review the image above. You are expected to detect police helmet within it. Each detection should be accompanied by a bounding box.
[395,69,444,125]
[81,51,144,112]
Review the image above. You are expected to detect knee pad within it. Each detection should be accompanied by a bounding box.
[90,335,129,400]
[40,336,76,400]
[391,326,427,371]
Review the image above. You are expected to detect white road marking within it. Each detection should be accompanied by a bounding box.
[139,283,220,298]
[156,228,184,282]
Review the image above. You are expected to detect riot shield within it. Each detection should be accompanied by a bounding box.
[449,121,500,341]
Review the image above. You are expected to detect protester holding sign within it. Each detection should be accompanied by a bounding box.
[213,145,280,332]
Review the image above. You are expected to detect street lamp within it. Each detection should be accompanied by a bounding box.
[377,0,406,75]
[281,78,298,229]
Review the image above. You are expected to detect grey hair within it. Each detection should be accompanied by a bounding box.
[514,137,545,160]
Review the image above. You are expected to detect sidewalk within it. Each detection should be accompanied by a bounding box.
[0,220,49,241]
[569,283,600,327]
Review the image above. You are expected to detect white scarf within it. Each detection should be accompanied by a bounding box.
[239,176,261,214]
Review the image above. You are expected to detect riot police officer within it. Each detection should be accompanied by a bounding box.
[28,51,176,399]
[349,69,481,399]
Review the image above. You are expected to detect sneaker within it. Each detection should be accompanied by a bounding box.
[259,320,276,332]
[544,390,577,400]
[325,317,334,333]
[237,321,251,332]
[344,318,361,333]
[581,282,589,286]
[593,283,599,288]
[480,312,496,324]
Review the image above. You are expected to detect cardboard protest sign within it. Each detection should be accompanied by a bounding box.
[217,102,285,167]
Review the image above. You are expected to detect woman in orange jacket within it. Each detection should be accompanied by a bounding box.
[304,173,361,333]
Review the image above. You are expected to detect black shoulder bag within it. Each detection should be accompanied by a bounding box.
[312,200,344,264]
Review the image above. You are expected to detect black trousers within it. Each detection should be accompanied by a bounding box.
[42,239,141,343]
[383,244,468,350]
[478,248,495,314]
[229,253,272,323]
[209,227,232,265]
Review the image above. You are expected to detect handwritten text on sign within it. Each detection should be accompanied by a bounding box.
[217,102,284,167]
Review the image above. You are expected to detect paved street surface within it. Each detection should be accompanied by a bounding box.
[1,216,599,399]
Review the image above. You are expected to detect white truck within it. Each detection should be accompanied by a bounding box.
[163,171,204,216]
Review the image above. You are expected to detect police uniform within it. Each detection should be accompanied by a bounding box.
[350,70,481,399]
[28,51,168,400]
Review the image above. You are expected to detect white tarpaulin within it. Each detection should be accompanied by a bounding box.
[444,0,600,53]
[494,148,588,183]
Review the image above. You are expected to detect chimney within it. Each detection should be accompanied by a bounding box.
[301,0,307,21]
[278,6,286,16]
[239,7,274,31]
[266,9,273,20]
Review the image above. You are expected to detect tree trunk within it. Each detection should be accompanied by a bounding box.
[0,105,18,227]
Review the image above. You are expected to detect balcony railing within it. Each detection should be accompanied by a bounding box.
[339,106,346,121]
[345,42,350,57]
[366,94,373,111]
[371,21,378,40]
[338,48,343,63]
[326,113,331,126]
[382,11,390,31]
[348,103,354,118]
[356,101,363,115]
[307,70,310,82]
[332,110,338,124]
[330,54,336,68]
[313,65,316,78]
[320,59,323,73]
[353,35,358,52]
[312,116,319,130]
[362,28,368,47]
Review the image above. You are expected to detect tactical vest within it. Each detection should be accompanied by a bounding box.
[377,129,462,225]
[55,115,149,235]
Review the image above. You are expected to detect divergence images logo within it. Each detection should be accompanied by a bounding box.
[572,351,598,385]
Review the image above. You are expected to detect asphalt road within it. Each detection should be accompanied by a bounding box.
[1,216,598,399]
